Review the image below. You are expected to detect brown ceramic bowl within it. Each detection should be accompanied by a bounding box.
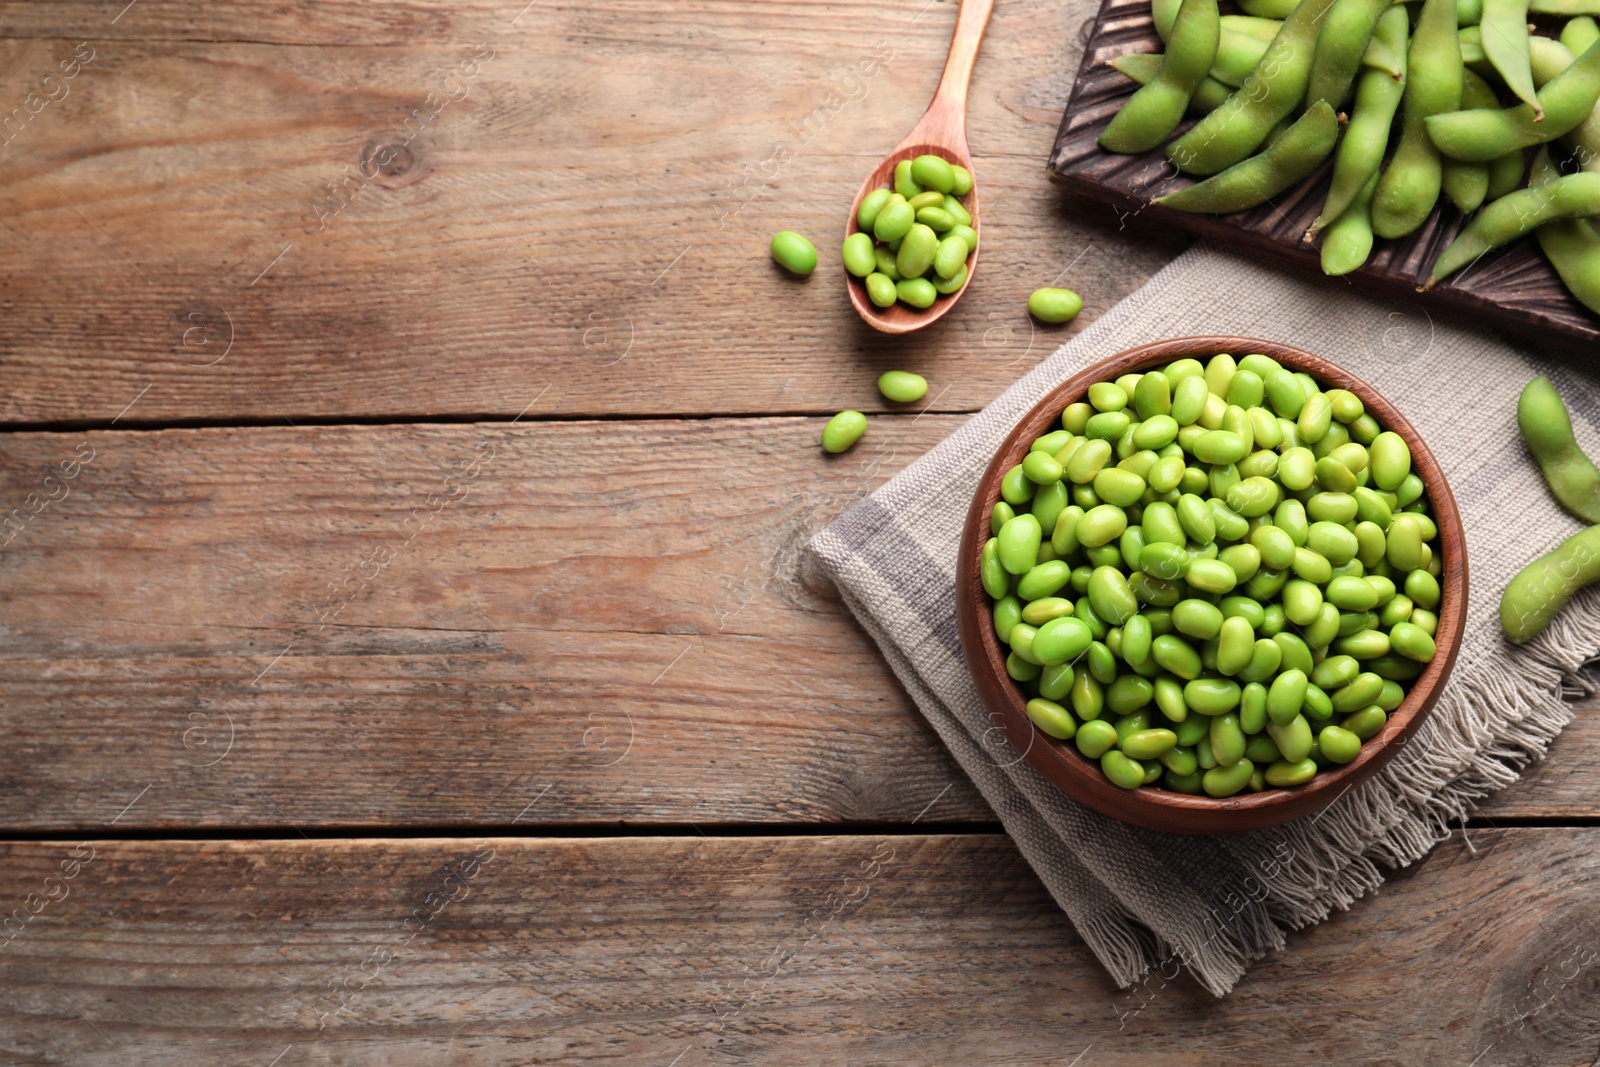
[956,336,1467,834]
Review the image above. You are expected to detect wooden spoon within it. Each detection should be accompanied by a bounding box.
[846,0,997,334]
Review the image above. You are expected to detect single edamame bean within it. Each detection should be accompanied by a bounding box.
[1033,615,1095,664]
[1203,757,1255,797]
[1026,698,1078,739]
[1390,620,1437,661]
[770,231,818,275]
[842,231,876,278]
[896,277,937,309]
[864,272,898,308]
[878,370,928,403]
[910,154,956,194]
[933,236,969,280]
[1102,750,1148,789]
[1265,757,1319,786]
[873,199,916,243]
[1028,288,1084,323]
[998,514,1043,574]
[1076,718,1118,757]
[821,410,867,453]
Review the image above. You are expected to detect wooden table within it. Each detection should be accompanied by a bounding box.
[0,2,1596,1063]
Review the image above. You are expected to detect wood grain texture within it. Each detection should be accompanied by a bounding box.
[0,417,988,830]
[957,337,1468,833]
[1048,0,1600,353]
[0,830,1597,1064]
[0,0,1185,425]
[0,415,1587,830]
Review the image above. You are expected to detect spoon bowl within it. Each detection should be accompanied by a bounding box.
[846,0,995,335]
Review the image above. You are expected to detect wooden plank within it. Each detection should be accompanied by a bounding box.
[0,417,992,830]
[0,830,1596,1063]
[0,416,1590,829]
[0,0,1185,425]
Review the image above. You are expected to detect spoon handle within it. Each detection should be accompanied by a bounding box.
[917,0,997,148]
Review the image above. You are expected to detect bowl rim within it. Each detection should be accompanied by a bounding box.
[954,335,1469,834]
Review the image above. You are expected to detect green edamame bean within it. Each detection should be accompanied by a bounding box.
[1244,733,1281,763]
[1371,0,1462,239]
[1026,698,1079,739]
[1265,757,1319,786]
[1267,713,1314,762]
[1187,558,1239,595]
[1076,718,1118,758]
[1367,653,1423,681]
[1022,597,1074,626]
[1022,450,1064,486]
[1095,468,1147,507]
[1102,750,1147,789]
[1085,411,1131,442]
[1152,634,1204,680]
[997,513,1043,574]
[910,153,956,194]
[925,235,965,281]
[1122,613,1154,668]
[1250,524,1297,570]
[981,538,1009,599]
[1341,705,1388,741]
[1390,620,1437,661]
[1317,724,1362,763]
[873,199,916,242]
[1076,504,1128,548]
[1184,677,1241,716]
[1039,662,1075,701]
[1407,569,1441,610]
[1161,102,1340,212]
[1168,375,1207,427]
[1028,288,1084,323]
[1102,0,1224,153]
[1282,579,1324,626]
[1174,598,1226,640]
[895,277,937,309]
[1303,602,1342,650]
[1134,415,1181,451]
[1219,544,1262,583]
[992,500,1014,536]
[1226,476,1280,517]
[1203,758,1255,797]
[1330,671,1384,713]
[1176,493,1216,544]
[1120,725,1178,763]
[1516,376,1600,522]
[1237,449,1279,481]
[1425,39,1600,163]
[1210,712,1246,766]
[1088,566,1139,625]
[1377,679,1405,710]
[907,190,945,212]
[821,410,867,453]
[1266,668,1308,725]
[864,272,898,307]
[1051,505,1086,555]
[1260,602,1287,637]
[1386,513,1426,571]
[893,160,922,198]
[932,260,969,292]
[1033,615,1095,664]
[916,207,956,232]
[878,370,928,404]
[1312,654,1360,690]
[770,230,818,275]
[895,223,938,279]
[993,594,1024,641]
[1332,627,1390,659]
[1072,666,1107,721]
[842,231,877,278]
[1166,0,1340,175]
[1007,651,1041,681]
[1216,616,1255,674]
[1017,560,1072,602]
[1066,438,1113,484]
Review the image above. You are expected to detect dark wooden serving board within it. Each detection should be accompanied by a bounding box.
[1047,0,1600,353]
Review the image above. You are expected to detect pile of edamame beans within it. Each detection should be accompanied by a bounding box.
[1101,0,1600,315]
[846,155,978,310]
[982,352,1443,797]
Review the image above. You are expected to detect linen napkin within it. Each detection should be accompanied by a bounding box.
[808,243,1600,996]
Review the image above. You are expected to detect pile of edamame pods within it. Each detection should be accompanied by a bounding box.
[846,155,978,310]
[982,353,1443,797]
[1502,376,1600,641]
[1102,0,1600,314]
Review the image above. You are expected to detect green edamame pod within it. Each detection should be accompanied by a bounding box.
[1308,0,1392,109]
[1516,374,1600,523]
[1431,173,1600,279]
[1530,150,1600,316]
[1166,0,1341,175]
[1440,70,1499,212]
[1481,0,1542,113]
[1111,52,1237,115]
[1160,102,1341,213]
[1426,38,1600,162]
[1501,521,1600,642]
[1320,171,1380,276]
[1372,0,1461,239]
